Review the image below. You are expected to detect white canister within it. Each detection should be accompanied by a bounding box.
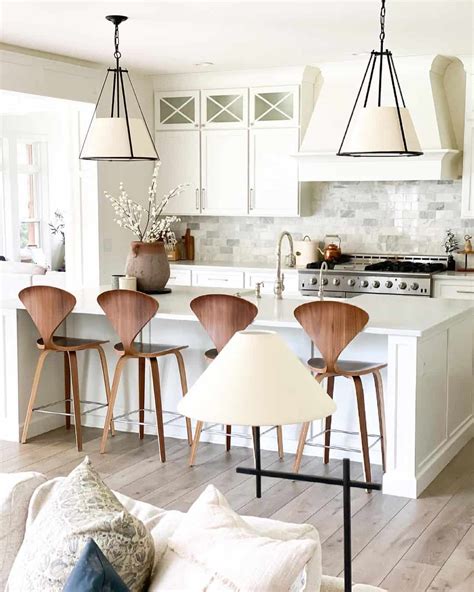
[294,236,319,268]
[119,275,137,291]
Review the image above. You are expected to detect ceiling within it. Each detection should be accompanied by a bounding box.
[0,1,472,74]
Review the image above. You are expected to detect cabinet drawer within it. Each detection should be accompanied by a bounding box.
[433,281,474,299]
[168,269,192,286]
[245,271,299,295]
[192,270,244,288]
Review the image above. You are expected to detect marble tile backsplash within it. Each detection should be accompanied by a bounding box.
[175,181,472,266]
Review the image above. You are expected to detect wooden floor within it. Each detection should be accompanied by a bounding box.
[1,428,472,591]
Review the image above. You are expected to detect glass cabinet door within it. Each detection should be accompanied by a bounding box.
[250,86,299,128]
[155,90,200,131]
[201,89,248,129]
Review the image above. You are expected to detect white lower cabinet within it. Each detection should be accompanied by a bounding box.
[249,128,300,216]
[155,131,201,215]
[167,268,192,286]
[201,130,248,215]
[432,279,474,299]
[192,269,245,289]
[245,270,299,295]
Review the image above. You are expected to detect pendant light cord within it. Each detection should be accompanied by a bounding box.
[377,0,386,106]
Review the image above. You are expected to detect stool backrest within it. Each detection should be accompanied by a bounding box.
[190,294,258,353]
[18,286,76,349]
[97,289,159,355]
[294,300,369,373]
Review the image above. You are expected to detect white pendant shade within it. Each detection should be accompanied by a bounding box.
[178,330,336,426]
[80,117,158,160]
[341,106,422,155]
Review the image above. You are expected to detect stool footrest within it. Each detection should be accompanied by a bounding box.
[32,399,108,417]
[201,424,277,440]
[305,427,382,455]
[112,408,189,430]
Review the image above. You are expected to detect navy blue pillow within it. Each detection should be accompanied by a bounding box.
[63,538,130,592]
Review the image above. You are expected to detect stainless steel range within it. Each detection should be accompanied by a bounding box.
[298,254,448,298]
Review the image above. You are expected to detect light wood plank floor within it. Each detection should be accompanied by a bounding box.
[1,428,472,591]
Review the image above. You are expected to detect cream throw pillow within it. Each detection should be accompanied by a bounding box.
[164,484,317,592]
[6,457,154,592]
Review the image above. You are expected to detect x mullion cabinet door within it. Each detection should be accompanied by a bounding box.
[250,85,299,128]
[201,88,248,129]
[155,90,200,131]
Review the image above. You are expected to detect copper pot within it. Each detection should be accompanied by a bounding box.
[318,235,342,261]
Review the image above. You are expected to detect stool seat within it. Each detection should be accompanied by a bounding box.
[204,347,218,360]
[37,336,108,351]
[114,342,188,357]
[308,357,387,377]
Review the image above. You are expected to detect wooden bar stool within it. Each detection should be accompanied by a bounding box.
[293,300,387,483]
[188,293,284,466]
[97,289,192,461]
[19,286,112,452]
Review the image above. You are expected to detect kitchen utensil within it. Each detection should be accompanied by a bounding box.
[318,235,342,261]
[294,235,319,268]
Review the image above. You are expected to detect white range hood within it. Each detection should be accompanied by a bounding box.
[296,55,466,181]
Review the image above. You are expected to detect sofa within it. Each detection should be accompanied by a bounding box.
[1,470,385,592]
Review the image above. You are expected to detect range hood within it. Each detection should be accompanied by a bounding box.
[296,55,466,181]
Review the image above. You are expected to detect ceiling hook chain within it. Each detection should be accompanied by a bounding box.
[379,0,386,43]
[114,24,121,60]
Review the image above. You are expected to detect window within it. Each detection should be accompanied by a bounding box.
[17,142,43,251]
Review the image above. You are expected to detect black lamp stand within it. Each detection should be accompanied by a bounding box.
[238,426,382,592]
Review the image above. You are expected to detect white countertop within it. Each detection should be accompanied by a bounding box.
[433,271,474,282]
[2,286,473,338]
[170,260,299,273]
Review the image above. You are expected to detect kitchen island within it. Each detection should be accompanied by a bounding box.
[1,286,473,498]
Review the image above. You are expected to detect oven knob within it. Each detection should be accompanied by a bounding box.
[360,280,369,288]
[348,279,356,287]
[399,282,407,290]
[411,282,419,291]
[372,281,380,288]
[333,278,340,286]
[385,280,393,288]
[322,278,328,286]
[310,277,318,285]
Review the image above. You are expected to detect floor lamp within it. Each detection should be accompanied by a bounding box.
[178,330,382,592]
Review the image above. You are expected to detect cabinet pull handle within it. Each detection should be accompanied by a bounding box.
[208,277,228,282]
[456,290,474,294]
[249,188,254,210]
[201,188,206,210]
[195,188,200,210]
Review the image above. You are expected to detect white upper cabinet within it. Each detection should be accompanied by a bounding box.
[249,127,300,216]
[461,70,474,218]
[201,89,248,129]
[250,86,299,128]
[155,90,200,131]
[155,131,201,215]
[201,129,248,215]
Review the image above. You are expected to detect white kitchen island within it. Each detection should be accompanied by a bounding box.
[1,286,473,499]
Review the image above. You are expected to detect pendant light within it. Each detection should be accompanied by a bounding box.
[80,15,159,161]
[337,0,422,157]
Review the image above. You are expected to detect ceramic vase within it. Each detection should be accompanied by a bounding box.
[125,241,170,293]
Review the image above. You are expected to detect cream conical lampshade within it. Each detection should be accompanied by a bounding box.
[80,117,158,160]
[178,330,336,426]
[341,106,422,155]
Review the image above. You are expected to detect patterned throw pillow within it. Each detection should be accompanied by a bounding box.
[6,457,154,592]
[63,538,130,592]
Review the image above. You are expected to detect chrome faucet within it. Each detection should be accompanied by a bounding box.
[274,231,296,299]
[318,261,328,301]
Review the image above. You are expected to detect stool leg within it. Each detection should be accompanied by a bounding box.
[96,345,114,436]
[353,375,372,485]
[150,357,166,463]
[101,355,128,453]
[174,351,193,446]
[373,370,387,472]
[293,422,310,473]
[323,376,335,464]
[68,352,82,452]
[277,426,284,460]
[225,425,232,451]
[64,352,71,430]
[189,421,203,467]
[21,350,50,444]
[138,358,145,440]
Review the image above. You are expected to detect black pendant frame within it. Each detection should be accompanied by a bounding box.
[79,15,159,162]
